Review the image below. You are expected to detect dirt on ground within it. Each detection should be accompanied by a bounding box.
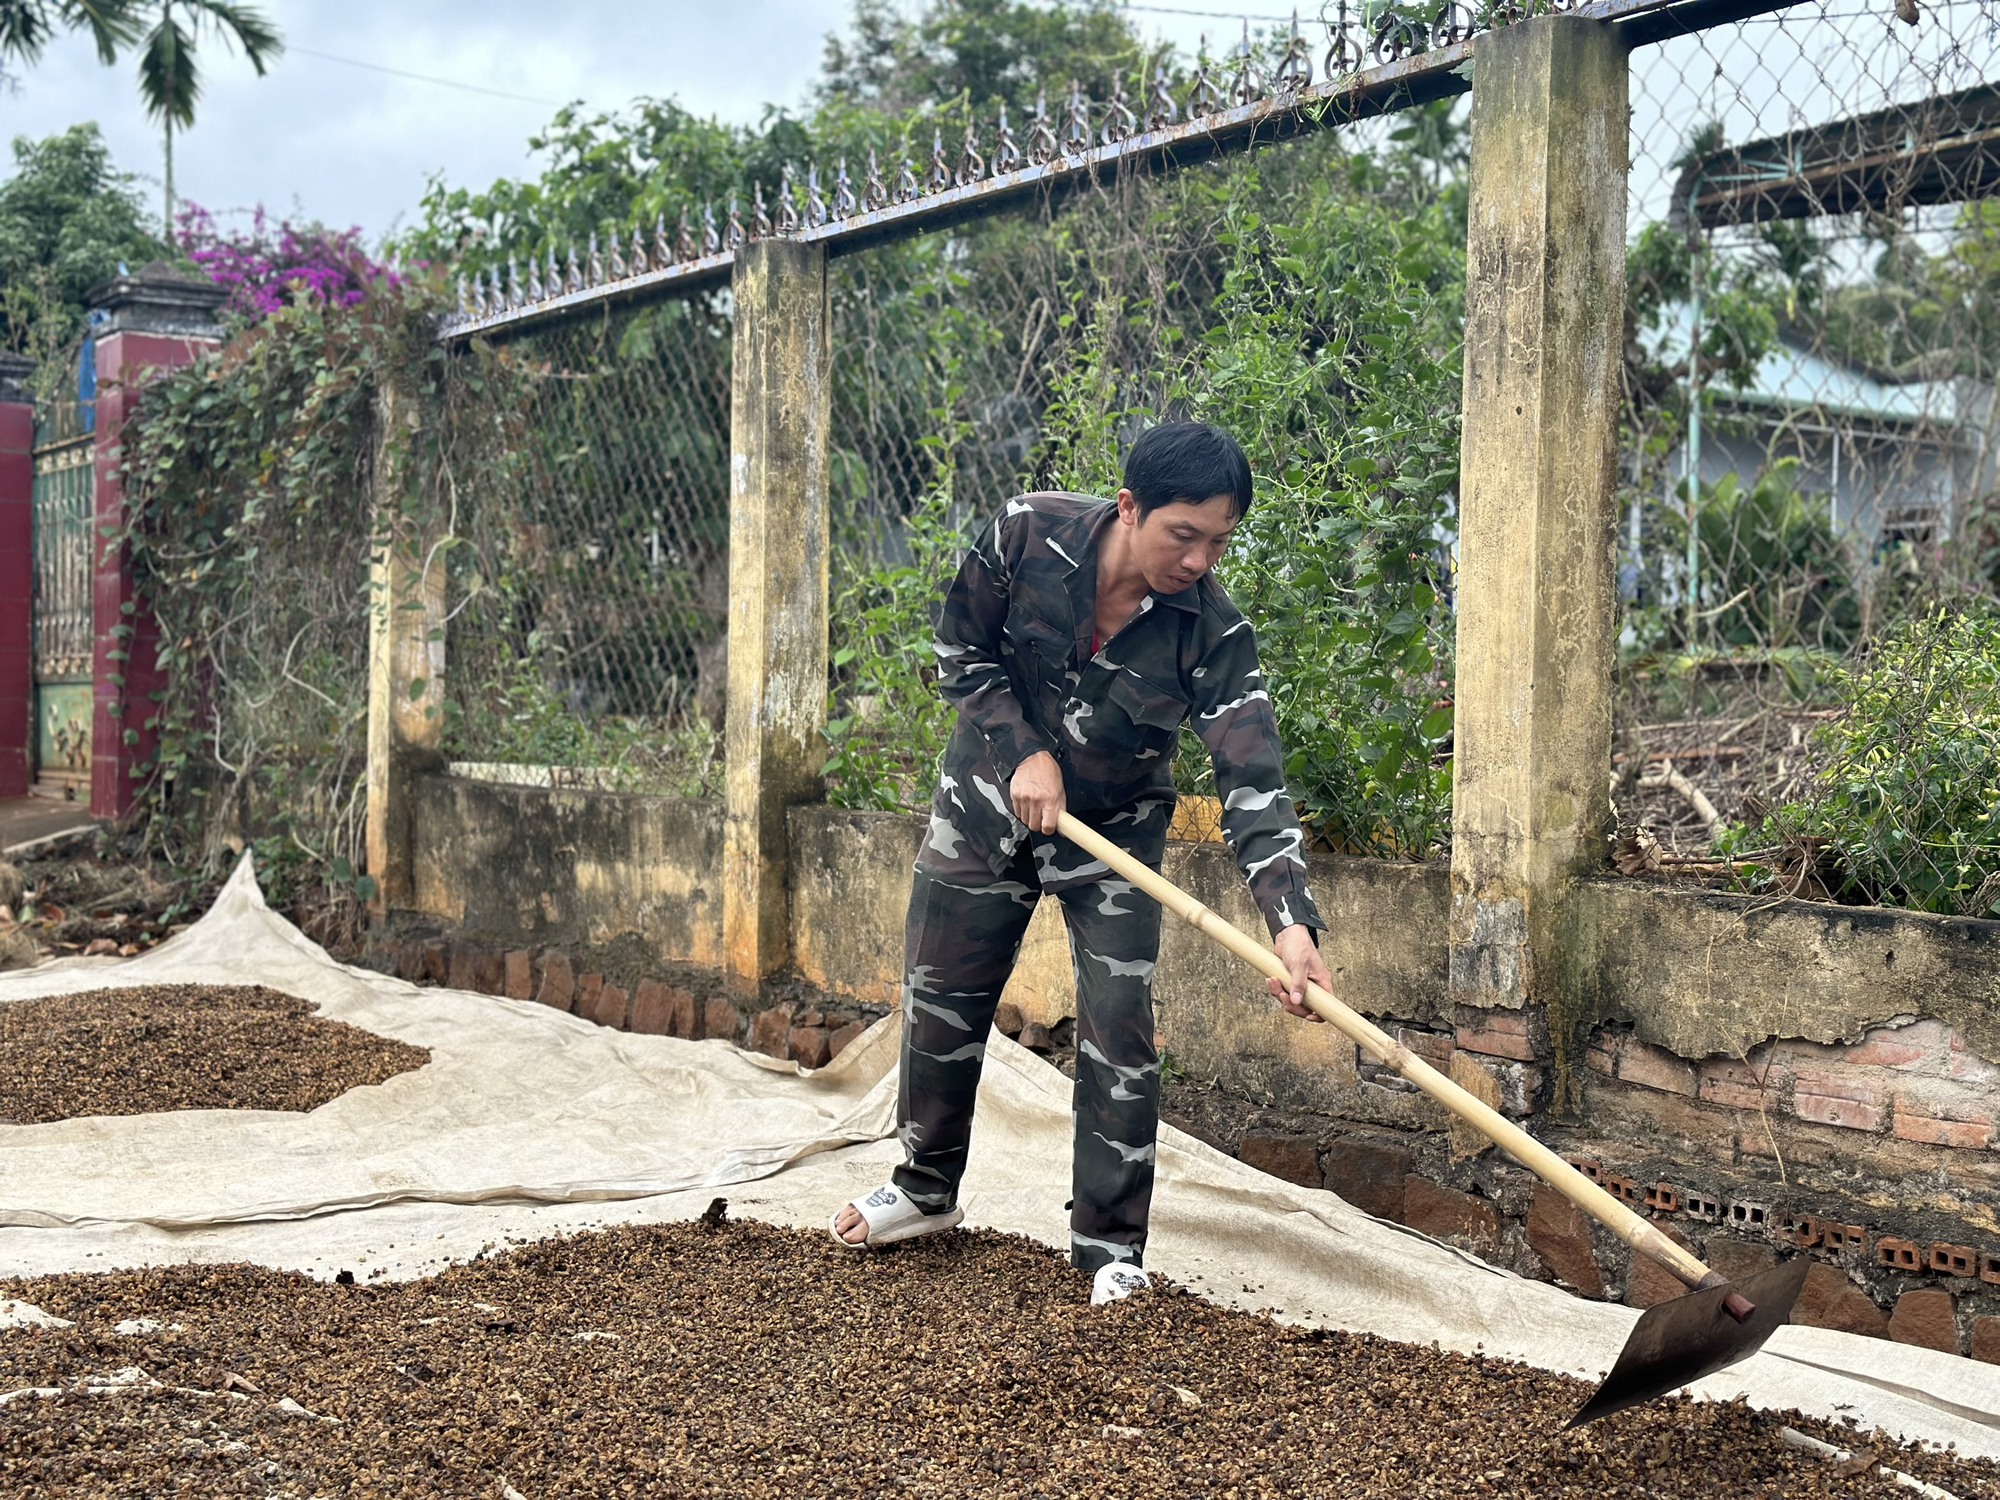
[1,1220,1992,1499]
[0,850,209,972]
[0,984,430,1126]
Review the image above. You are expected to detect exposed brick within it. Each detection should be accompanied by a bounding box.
[749,1003,795,1059]
[575,972,604,1023]
[1877,1237,1923,1272]
[789,1025,832,1070]
[1455,1011,1538,1063]
[1526,1185,1604,1298]
[1238,1131,1321,1189]
[1321,1135,1410,1222]
[1791,1263,1888,1339]
[1394,1026,1454,1066]
[1698,1059,1774,1111]
[535,951,575,1012]
[1791,1091,1887,1132]
[1585,1031,1620,1077]
[796,1009,825,1029]
[1842,1020,1949,1070]
[1703,1238,1778,1285]
[448,940,504,995]
[1017,1022,1053,1054]
[1402,1176,1498,1250]
[1624,1223,1697,1310]
[1613,1039,1697,1097]
[828,1020,866,1059]
[588,982,630,1031]
[1970,1316,2000,1366]
[1447,1052,1503,1159]
[497,949,531,1001]
[994,1001,1025,1037]
[1889,1288,1959,1354]
[630,980,696,1038]
[703,997,742,1044]
[1894,1110,1994,1150]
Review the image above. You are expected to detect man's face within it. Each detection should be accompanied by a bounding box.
[1116,490,1241,594]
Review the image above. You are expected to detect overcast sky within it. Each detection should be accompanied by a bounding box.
[0,1,1251,244]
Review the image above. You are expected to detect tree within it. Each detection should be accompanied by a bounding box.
[132,0,282,235]
[0,0,137,82]
[0,123,167,383]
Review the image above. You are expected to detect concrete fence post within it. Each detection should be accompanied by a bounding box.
[723,238,831,993]
[1449,18,1628,1018]
[0,353,33,799]
[85,265,226,821]
[364,373,446,913]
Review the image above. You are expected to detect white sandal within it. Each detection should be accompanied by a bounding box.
[1091,1263,1150,1305]
[829,1183,964,1249]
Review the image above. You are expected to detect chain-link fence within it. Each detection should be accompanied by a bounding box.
[1614,0,2000,915]
[823,115,1463,858]
[440,296,731,796]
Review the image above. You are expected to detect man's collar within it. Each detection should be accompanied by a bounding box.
[1051,499,1202,614]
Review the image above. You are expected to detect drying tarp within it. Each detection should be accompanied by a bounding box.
[3,857,1997,1458]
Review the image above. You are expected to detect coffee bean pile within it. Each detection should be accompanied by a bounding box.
[3,1221,1990,1498]
[0,984,429,1125]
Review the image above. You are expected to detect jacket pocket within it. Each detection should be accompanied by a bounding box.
[1105,670,1186,757]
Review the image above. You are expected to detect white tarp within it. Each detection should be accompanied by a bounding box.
[3,856,1999,1458]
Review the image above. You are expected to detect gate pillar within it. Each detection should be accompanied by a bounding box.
[0,353,32,799]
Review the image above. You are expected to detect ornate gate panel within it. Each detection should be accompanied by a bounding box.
[31,433,93,790]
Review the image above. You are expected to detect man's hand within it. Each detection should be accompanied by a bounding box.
[1009,751,1066,835]
[1266,925,1331,1021]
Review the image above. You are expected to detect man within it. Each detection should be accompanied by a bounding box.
[832,421,1331,1304]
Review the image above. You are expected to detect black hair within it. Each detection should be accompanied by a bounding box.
[1121,421,1254,521]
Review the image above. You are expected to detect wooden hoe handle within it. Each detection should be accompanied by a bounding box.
[1054,813,1740,1307]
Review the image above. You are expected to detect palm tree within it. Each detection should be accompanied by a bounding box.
[134,0,282,237]
[0,0,142,75]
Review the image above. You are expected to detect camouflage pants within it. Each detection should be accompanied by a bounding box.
[892,813,1168,1274]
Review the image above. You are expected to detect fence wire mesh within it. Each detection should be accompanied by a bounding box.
[1615,0,2000,916]
[440,296,731,795]
[825,116,1463,858]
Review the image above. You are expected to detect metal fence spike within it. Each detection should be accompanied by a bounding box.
[468,273,485,317]
[753,181,774,238]
[1064,79,1093,155]
[1232,19,1266,105]
[1148,57,1179,131]
[454,273,470,315]
[807,163,829,228]
[608,233,627,280]
[1029,87,1058,164]
[677,206,698,261]
[1324,0,1361,76]
[832,161,857,220]
[995,102,1023,174]
[702,201,721,255]
[727,193,747,247]
[507,256,524,308]
[588,231,604,285]
[1276,9,1313,92]
[564,246,582,295]
[1189,35,1225,115]
[545,246,560,297]
[928,127,953,193]
[630,223,649,276]
[958,121,986,186]
[778,165,803,232]
[1100,74,1137,146]
[895,149,920,203]
[655,211,674,268]
[865,150,888,210]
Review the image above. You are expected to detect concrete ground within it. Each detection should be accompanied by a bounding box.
[0,796,97,856]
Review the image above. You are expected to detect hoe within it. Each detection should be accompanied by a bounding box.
[1055,811,1808,1428]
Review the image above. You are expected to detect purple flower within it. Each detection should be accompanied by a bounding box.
[176,202,399,320]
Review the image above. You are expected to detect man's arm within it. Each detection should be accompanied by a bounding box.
[1189,617,1324,937]
[934,505,1059,787]
[1189,612,1328,1014]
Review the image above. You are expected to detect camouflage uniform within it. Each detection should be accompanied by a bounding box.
[892,492,1324,1272]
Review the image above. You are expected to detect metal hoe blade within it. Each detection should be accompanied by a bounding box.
[1568,1258,1811,1428]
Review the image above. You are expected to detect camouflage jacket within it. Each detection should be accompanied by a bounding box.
[926,491,1324,939]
